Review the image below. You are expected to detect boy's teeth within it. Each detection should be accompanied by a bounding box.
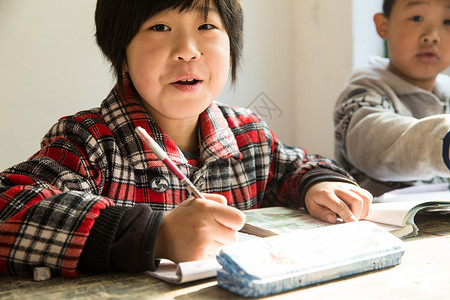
[181,79,194,82]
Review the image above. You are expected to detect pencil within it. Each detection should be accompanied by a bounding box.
[135,126,206,200]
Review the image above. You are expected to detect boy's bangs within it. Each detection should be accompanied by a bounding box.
[160,0,212,18]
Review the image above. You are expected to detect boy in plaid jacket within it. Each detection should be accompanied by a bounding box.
[0,0,372,276]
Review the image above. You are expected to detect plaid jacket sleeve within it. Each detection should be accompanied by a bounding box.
[262,128,356,209]
[0,113,117,277]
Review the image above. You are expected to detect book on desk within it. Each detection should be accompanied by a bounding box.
[241,185,450,239]
[365,183,450,237]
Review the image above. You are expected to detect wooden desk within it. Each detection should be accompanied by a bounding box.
[1,213,449,300]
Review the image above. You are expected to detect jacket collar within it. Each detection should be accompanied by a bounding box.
[102,74,241,170]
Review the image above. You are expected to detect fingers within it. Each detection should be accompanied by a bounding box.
[180,223,240,261]
[309,193,356,223]
[331,196,359,223]
[179,194,245,239]
[212,223,240,246]
[211,203,246,231]
[179,193,227,209]
[335,189,364,220]
[158,195,244,263]
[307,204,339,224]
[338,186,372,219]
[196,195,245,231]
[204,227,241,259]
[305,182,372,223]
[193,193,246,231]
[201,193,228,205]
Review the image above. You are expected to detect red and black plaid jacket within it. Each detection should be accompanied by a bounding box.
[0,76,354,276]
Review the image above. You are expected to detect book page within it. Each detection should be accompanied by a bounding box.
[244,206,341,234]
[368,186,450,236]
[177,259,220,283]
[245,206,417,239]
[144,259,219,284]
[365,201,421,227]
[368,222,414,238]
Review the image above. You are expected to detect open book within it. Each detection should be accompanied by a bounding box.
[242,184,450,239]
[366,183,450,237]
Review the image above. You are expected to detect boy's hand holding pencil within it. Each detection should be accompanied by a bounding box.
[155,193,245,263]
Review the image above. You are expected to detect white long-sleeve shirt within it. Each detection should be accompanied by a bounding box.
[334,56,450,196]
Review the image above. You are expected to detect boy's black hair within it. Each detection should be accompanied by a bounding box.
[383,0,395,18]
[95,0,243,91]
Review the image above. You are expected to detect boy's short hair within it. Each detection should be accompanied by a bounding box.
[382,0,395,18]
[95,0,243,90]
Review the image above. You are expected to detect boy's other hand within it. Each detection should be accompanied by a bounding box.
[154,193,246,263]
[304,182,373,223]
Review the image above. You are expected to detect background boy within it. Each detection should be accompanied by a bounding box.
[335,0,450,196]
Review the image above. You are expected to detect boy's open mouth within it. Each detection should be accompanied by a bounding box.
[422,52,435,57]
[175,79,200,85]
[417,48,438,59]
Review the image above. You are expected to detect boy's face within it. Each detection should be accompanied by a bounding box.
[125,3,231,124]
[375,0,450,90]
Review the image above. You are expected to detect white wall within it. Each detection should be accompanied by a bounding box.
[0,0,372,171]
[223,0,356,159]
[0,0,114,170]
[353,0,384,68]
[0,0,112,170]
[217,0,295,145]
[292,0,353,158]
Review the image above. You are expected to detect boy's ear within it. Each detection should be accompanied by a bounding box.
[374,13,388,39]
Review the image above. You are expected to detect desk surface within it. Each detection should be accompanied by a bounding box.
[1,213,449,300]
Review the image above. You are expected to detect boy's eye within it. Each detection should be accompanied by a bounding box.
[150,24,170,31]
[411,15,423,22]
[198,24,217,30]
[444,19,450,26]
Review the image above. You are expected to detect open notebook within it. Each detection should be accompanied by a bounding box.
[144,232,258,284]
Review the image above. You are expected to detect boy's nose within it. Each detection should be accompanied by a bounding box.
[421,29,440,44]
[173,36,202,62]
[422,36,439,44]
[177,52,201,62]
